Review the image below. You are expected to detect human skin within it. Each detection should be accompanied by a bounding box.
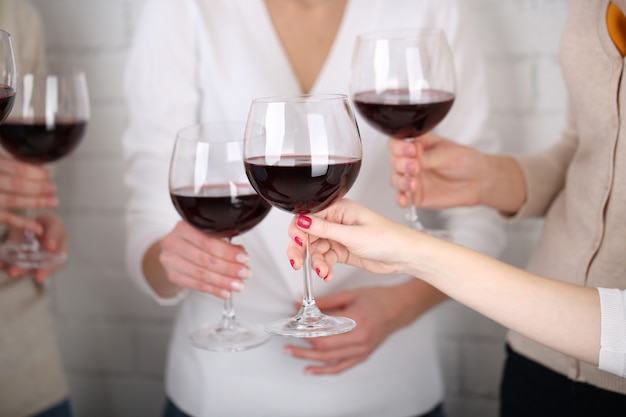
[0,156,67,282]
[286,199,601,367]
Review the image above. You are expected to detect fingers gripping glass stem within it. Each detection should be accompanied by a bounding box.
[0,208,67,269]
[189,237,270,352]
[265,233,356,337]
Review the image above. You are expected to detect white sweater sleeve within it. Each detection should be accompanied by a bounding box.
[598,287,626,378]
[122,0,200,305]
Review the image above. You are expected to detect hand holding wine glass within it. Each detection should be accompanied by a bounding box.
[0,69,88,268]
[388,134,494,210]
[350,28,456,238]
[0,69,89,269]
[169,122,272,352]
[244,93,362,338]
[0,154,66,281]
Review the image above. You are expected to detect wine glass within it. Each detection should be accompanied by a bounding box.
[244,93,362,338]
[169,122,272,352]
[350,28,456,238]
[0,30,17,124]
[0,69,89,268]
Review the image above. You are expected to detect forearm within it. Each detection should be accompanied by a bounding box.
[482,155,527,215]
[389,279,449,328]
[143,241,184,299]
[404,235,600,365]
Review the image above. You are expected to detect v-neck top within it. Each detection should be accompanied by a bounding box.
[122,0,506,415]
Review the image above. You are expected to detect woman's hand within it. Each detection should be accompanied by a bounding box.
[283,286,409,375]
[388,134,488,209]
[2,212,68,282]
[158,220,253,299]
[287,199,426,281]
[283,277,445,375]
[0,155,58,209]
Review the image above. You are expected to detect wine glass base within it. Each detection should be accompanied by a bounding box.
[189,321,271,352]
[0,242,67,269]
[265,314,356,338]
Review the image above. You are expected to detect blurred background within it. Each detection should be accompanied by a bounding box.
[23,0,567,416]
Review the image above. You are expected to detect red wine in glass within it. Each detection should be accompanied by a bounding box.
[353,89,454,139]
[0,119,86,164]
[0,70,90,269]
[0,85,16,124]
[244,155,361,214]
[350,28,456,237]
[170,184,271,238]
[244,93,362,338]
[170,122,272,352]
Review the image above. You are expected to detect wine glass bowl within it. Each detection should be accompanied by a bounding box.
[169,122,272,352]
[0,30,16,125]
[350,28,456,237]
[0,69,89,268]
[244,93,361,338]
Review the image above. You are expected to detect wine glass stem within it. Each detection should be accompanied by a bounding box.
[220,237,237,330]
[22,208,40,251]
[404,137,425,231]
[220,295,236,330]
[405,193,424,231]
[302,233,317,308]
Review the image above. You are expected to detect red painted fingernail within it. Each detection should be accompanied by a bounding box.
[290,259,295,268]
[318,269,329,281]
[315,268,328,280]
[294,236,303,247]
[297,215,312,229]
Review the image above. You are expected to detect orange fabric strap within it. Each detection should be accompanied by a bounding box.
[608,2,626,56]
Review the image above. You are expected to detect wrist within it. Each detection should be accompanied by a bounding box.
[481,155,526,215]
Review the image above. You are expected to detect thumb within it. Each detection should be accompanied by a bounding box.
[415,132,440,148]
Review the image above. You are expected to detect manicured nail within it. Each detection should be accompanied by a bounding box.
[290,259,295,268]
[406,161,417,175]
[315,268,329,281]
[230,281,244,291]
[294,236,303,247]
[297,215,312,229]
[236,253,251,263]
[238,267,252,279]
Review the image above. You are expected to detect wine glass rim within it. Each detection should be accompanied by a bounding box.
[20,68,87,78]
[357,27,445,41]
[251,93,348,104]
[176,121,248,144]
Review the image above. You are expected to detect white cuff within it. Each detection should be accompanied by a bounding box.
[598,287,626,377]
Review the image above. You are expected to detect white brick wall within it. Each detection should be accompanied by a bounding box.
[26,0,568,416]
